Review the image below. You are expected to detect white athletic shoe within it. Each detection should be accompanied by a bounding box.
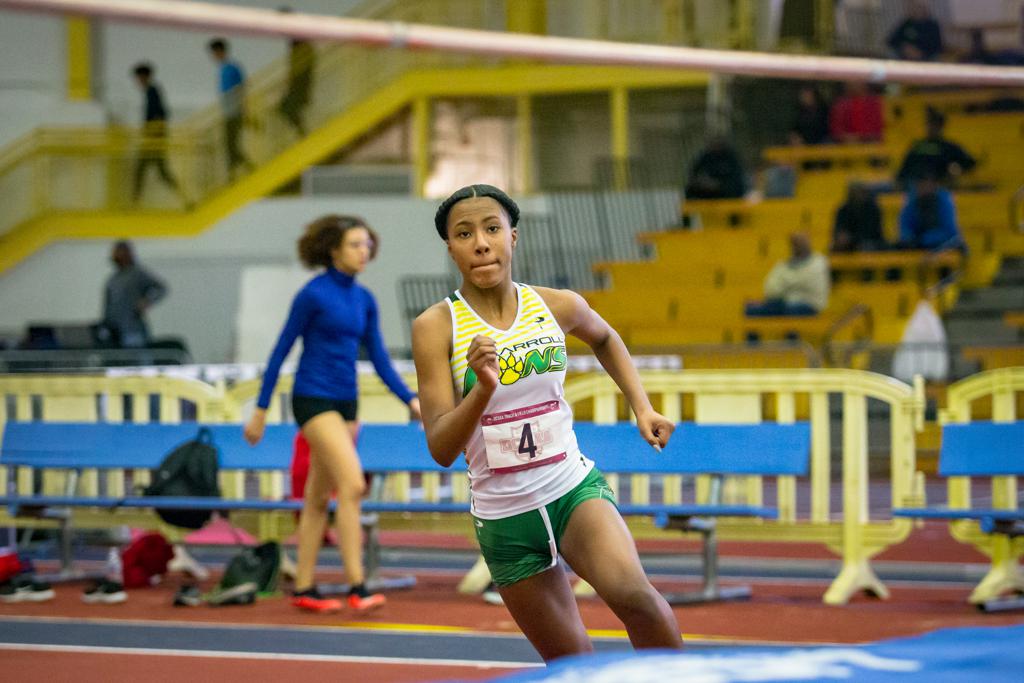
[82,579,128,605]
[0,576,55,603]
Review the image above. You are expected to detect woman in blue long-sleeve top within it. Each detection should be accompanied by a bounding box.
[244,214,420,613]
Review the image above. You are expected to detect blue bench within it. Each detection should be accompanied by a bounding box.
[573,422,810,604]
[893,421,1024,612]
[0,422,455,589]
[1,420,810,603]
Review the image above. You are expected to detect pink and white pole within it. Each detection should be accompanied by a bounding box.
[3,0,1024,87]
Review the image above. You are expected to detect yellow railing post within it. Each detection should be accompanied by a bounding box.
[660,0,684,45]
[815,0,835,52]
[412,96,431,198]
[66,16,92,101]
[823,391,889,604]
[733,0,755,49]
[506,0,547,35]
[516,94,534,194]
[610,87,629,191]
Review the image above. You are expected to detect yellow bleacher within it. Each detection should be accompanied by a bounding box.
[962,346,1024,372]
[585,88,1022,362]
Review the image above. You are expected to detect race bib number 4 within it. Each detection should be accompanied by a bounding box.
[480,400,568,474]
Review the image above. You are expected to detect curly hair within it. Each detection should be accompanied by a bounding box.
[433,184,520,240]
[297,214,378,269]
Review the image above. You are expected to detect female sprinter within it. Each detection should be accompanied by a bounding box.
[411,185,682,660]
[245,214,420,613]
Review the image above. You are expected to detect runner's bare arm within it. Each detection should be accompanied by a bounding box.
[535,286,674,449]
[412,303,499,467]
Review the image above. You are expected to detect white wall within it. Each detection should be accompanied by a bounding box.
[0,12,63,97]
[0,191,554,364]
[0,195,452,363]
[0,12,107,148]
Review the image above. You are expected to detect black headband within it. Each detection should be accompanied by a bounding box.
[433,184,520,240]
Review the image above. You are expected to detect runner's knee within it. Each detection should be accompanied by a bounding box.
[603,581,666,620]
[337,477,366,501]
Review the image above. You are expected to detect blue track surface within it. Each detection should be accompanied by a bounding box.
[476,624,1024,683]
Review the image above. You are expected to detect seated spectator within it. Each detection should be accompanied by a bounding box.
[789,85,830,146]
[832,183,885,252]
[829,81,884,143]
[897,174,965,252]
[896,109,976,188]
[746,233,830,317]
[685,137,746,200]
[887,1,942,61]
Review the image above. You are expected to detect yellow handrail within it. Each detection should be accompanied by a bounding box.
[0,366,929,604]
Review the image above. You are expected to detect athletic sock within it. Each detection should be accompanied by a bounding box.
[349,583,369,598]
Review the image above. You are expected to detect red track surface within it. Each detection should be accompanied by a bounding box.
[1,572,1021,644]
[2,522,1021,682]
[1,650,513,683]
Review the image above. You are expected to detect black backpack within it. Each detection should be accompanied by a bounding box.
[143,427,221,529]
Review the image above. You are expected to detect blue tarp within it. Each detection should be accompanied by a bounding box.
[465,624,1024,683]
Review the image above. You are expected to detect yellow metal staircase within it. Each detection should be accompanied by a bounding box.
[0,0,715,275]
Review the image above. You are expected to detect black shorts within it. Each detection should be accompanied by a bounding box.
[291,394,358,427]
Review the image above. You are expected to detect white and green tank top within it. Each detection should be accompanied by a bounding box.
[446,283,593,519]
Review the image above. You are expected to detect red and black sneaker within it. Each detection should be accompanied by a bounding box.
[292,588,343,613]
[347,584,386,612]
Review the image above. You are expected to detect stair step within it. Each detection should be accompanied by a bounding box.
[945,318,1020,344]
[954,286,1024,310]
[992,273,1024,287]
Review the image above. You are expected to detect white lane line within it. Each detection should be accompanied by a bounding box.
[0,642,540,669]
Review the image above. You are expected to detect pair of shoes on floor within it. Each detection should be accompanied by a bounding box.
[291,587,386,613]
[482,581,504,606]
[173,584,203,607]
[206,581,258,606]
[0,575,55,603]
[82,579,127,604]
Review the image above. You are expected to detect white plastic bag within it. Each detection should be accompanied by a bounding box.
[892,300,949,382]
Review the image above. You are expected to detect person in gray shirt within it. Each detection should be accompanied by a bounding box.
[101,241,167,348]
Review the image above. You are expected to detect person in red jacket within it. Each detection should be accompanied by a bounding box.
[829,82,884,143]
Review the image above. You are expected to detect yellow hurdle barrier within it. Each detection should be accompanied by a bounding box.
[1,368,927,606]
[562,368,925,605]
[940,367,1024,604]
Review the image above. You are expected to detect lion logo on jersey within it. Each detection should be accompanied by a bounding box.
[462,343,568,397]
[498,349,525,385]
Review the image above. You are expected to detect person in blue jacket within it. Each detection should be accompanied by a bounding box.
[898,173,966,252]
[244,214,420,613]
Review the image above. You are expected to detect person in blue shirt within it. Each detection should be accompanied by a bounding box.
[898,174,965,252]
[244,214,421,613]
[207,38,253,179]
